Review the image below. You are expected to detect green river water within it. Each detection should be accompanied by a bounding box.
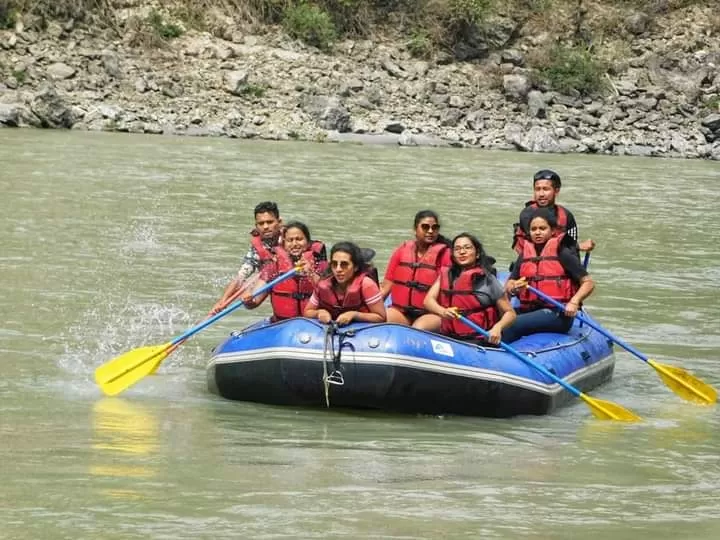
[1,130,718,539]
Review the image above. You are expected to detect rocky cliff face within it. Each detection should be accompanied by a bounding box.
[1,1,719,159]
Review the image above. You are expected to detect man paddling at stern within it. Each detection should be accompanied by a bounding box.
[511,169,596,255]
[211,201,284,314]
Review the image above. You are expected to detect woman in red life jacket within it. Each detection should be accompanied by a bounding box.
[241,221,328,322]
[503,208,595,343]
[419,233,515,345]
[304,241,386,326]
[380,210,452,326]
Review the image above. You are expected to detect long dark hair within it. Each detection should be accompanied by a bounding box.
[330,241,369,277]
[527,207,557,230]
[450,233,496,277]
[413,209,451,247]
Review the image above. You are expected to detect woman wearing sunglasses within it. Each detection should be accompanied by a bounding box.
[240,221,327,322]
[304,241,386,326]
[418,233,515,345]
[380,210,452,326]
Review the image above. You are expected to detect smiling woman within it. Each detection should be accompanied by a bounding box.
[304,241,386,326]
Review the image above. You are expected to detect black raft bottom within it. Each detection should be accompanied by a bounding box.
[210,357,615,418]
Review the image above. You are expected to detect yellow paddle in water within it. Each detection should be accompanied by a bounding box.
[524,284,717,406]
[453,312,641,422]
[95,267,299,396]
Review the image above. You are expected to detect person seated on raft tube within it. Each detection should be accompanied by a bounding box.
[418,233,516,345]
[211,201,284,314]
[511,169,596,256]
[502,208,595,343]
[240,221,328,322]
[304,241,386,326]
[380,210,452,326]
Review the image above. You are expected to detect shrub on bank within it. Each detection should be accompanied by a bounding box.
[0,0,17,29]
[534,44,608,97]
[282,2,337,50]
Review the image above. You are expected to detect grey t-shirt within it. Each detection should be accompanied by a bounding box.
[472,273,505,307]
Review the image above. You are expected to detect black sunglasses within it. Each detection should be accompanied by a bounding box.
[420,223,440,232]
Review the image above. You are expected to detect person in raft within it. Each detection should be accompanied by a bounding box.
[211,201,284,314]
[380,210,452,326]
[502,208,595,343]
[511,169,596,255]
[417,233,516,345]
[240,221,328,322]
[304,241,386,326]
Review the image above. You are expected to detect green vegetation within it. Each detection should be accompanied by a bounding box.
[534,44,608,97]
[147,10,183,40]
[282,2,336,50]
[12,68,26,84]
[0,0,17,29]
[239,83,267,98]
[706,96,720,112]
[2,0,716,97]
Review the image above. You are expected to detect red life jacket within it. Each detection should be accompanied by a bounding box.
[250,230,279,272]
[391,240,449,313]
[269,244,325,321]
[517,235,579,312]
[439,266,499,339]
[513,202,569,254]
[315,273,370,320]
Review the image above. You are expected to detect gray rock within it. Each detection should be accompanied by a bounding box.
[30,86,76,128]
[384,121,405,134]
[526,90,546,118]
[303,96,352,132]
[440,109,464,127]
[381,59,406,79]
[625,12,650,35]
[614,80,638,96]
[398,130,417,146]
[134,78,148,93]
[637,97,658,111]
[47,62,76,81]
[224,70,249,95]
[347,78,364,92]
[97,104,123,121]
[701,113,720,132]
[503,74,531,100]
[0,103,21,126]
[101,49,121,79]
[501,49,525,66]
[448,95,466,108]
[465,110,484,131]
[505,125,561,153]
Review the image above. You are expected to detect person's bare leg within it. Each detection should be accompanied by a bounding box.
[412,313,442,332]
[386,306,411,326]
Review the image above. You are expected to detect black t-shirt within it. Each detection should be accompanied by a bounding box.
[517,203,579,242]
[510,242,588,283]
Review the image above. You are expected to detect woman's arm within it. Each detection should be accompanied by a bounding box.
[422,278,456,320]
[303,293,332,323]
[336,277,386,325]
[487,295,516,344]
[566,275,594,316]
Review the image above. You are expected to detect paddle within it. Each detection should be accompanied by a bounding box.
[583,251,590,269]
[453,313,641,421]
[95,267,299,396]
[524,284,717,406]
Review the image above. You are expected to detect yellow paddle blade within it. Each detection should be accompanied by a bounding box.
[648,359,718,405]
[579,393,642,422]
[95,343,172,397]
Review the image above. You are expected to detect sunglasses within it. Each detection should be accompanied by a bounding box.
[420,223,440,232]
[330,260,352,270]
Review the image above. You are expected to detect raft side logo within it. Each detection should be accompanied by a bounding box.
[430,339,454,358]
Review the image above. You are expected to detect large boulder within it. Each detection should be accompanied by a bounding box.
[30,86,77,128]
[302,95,352,132]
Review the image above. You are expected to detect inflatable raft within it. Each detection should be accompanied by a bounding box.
[206,313,615,418]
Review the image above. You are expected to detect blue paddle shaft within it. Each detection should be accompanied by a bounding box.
[456,315,581,397]
[525,285,650,364]
[583,252,590,269]
[169,268,298,347]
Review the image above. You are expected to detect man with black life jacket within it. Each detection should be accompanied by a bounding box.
[304,241,386,326]
[240,221,327,322]
[419,233,516,344]
[210,201,284,315]
[381,210,452,326]
[503,208,595,343]
[511,169,596,256]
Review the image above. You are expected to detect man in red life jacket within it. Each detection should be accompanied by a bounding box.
[511,170,596,255]
[210,201,283,314]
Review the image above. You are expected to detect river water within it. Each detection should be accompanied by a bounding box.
[1,130,718,539]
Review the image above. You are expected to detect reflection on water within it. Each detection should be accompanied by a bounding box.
[90,398,159,496]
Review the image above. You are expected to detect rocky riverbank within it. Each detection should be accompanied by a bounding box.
[1,2,719,159]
